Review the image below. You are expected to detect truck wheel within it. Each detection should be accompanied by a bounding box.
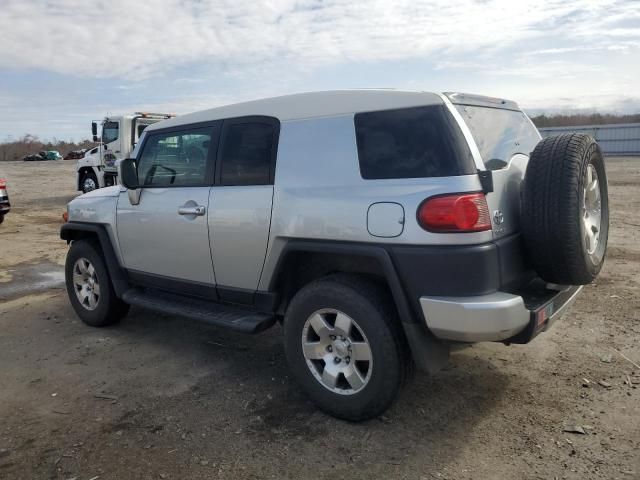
[283,274,407,421]
[65,239,129,327]
[522,133,609,285]
[81,172,98,193]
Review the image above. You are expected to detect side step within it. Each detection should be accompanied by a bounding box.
[121,288,276,334]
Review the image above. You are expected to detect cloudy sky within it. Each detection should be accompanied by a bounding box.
[0,0,639,141]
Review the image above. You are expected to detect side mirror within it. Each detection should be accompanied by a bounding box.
[91,122,98,137]
[119,158,139,189]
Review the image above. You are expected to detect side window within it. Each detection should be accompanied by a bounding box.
[102,121,119,144]
[137,124,150,138]
[354,105,475,179]
[218,119,278,186]
[137,127,212,187]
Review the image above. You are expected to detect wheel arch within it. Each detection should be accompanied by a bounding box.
[269,240,450,374]
[61,222,129,297]
[268,240,415,323]
[77,166,99,191]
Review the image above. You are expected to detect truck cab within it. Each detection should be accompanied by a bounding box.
[76,112,173,193]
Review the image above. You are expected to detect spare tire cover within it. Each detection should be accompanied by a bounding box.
[521,133,609,285]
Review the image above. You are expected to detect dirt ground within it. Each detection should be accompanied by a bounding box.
[0,159,638,480]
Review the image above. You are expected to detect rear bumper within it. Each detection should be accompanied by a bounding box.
[420,284,582,343]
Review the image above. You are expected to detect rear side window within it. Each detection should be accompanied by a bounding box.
[455,105,541,170]
[355,105,475,180]
[218,118,279,186]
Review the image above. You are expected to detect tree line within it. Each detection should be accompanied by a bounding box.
[529,113,640,128]
[0,134,96,162]
[2,112,640,161]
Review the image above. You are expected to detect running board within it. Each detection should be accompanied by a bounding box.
[121,288,276,334]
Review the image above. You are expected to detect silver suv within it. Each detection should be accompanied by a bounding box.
[62,90,609,421]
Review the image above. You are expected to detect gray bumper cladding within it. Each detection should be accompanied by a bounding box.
[420,286,583,343]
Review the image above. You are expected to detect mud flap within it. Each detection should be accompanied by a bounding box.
[402,322,450,374]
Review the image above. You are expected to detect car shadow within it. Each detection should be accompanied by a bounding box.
[107,306,510,475]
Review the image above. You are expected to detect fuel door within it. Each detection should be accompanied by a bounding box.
[367,202,405,238]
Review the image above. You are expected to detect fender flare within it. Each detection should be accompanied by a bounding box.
[269,240,417,324]
[60,222,129,297]
[268,240,450,373]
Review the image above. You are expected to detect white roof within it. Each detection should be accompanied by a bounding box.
[146,90,444,131]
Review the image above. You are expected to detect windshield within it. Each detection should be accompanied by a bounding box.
[102,121,119,145]
[455,105,541,170]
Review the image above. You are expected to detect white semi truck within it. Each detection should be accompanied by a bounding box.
[76,112,174,193]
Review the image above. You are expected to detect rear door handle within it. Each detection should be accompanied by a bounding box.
[178,205,206,216]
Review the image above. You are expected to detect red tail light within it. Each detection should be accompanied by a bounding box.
[417,193,492,232]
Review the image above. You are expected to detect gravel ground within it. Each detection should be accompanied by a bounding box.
[0,158,638,480]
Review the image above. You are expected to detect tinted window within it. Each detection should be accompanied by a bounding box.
[355,105,475,180]
[102,121,119,144]
[137,127,212,187]
[137,124,150,138]
[455,105,541,170]
[219,121,276,186]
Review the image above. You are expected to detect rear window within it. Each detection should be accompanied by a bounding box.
[354,105,475,180]
[455,105,541,170]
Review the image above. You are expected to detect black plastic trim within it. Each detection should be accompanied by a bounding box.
[506,284,581,344]
[270,235,531,321]
[270,240,417,325]
[126,269,218,300]
[125,270,278,312]
[268,239,452,372]
[477,170,494,193]
[60,222,129,297]
[390,242,499,297]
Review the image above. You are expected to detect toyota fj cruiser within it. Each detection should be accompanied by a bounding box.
[61,90,608,421]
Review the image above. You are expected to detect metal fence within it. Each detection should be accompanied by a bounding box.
[538,123,640,156]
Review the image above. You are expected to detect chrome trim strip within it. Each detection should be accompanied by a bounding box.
[437,92,486,171]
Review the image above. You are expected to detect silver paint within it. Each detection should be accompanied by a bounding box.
[207,186,273,289]
[115,188,215,284]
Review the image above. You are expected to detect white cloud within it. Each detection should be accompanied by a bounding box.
[0,0,637,80]
[1,0,639,140]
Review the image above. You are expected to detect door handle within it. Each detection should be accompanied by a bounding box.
[178,205,206,216]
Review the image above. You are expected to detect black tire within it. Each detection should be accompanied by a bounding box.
[80,172,98,193]
[283,274,408,421]
[522,133,609,285]
[65,239,129,327]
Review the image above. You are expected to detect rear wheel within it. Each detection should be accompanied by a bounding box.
[65,240,129,326]
[284,275,407,421]
[521,133,609,285]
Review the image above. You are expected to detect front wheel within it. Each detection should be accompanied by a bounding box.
[81,172,98,193]
[284,275,407,421]
[65,239,129,327]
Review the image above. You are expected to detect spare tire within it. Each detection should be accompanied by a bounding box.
[521,133,608,285]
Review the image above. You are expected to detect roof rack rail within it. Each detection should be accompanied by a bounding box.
[134,112,176,118]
